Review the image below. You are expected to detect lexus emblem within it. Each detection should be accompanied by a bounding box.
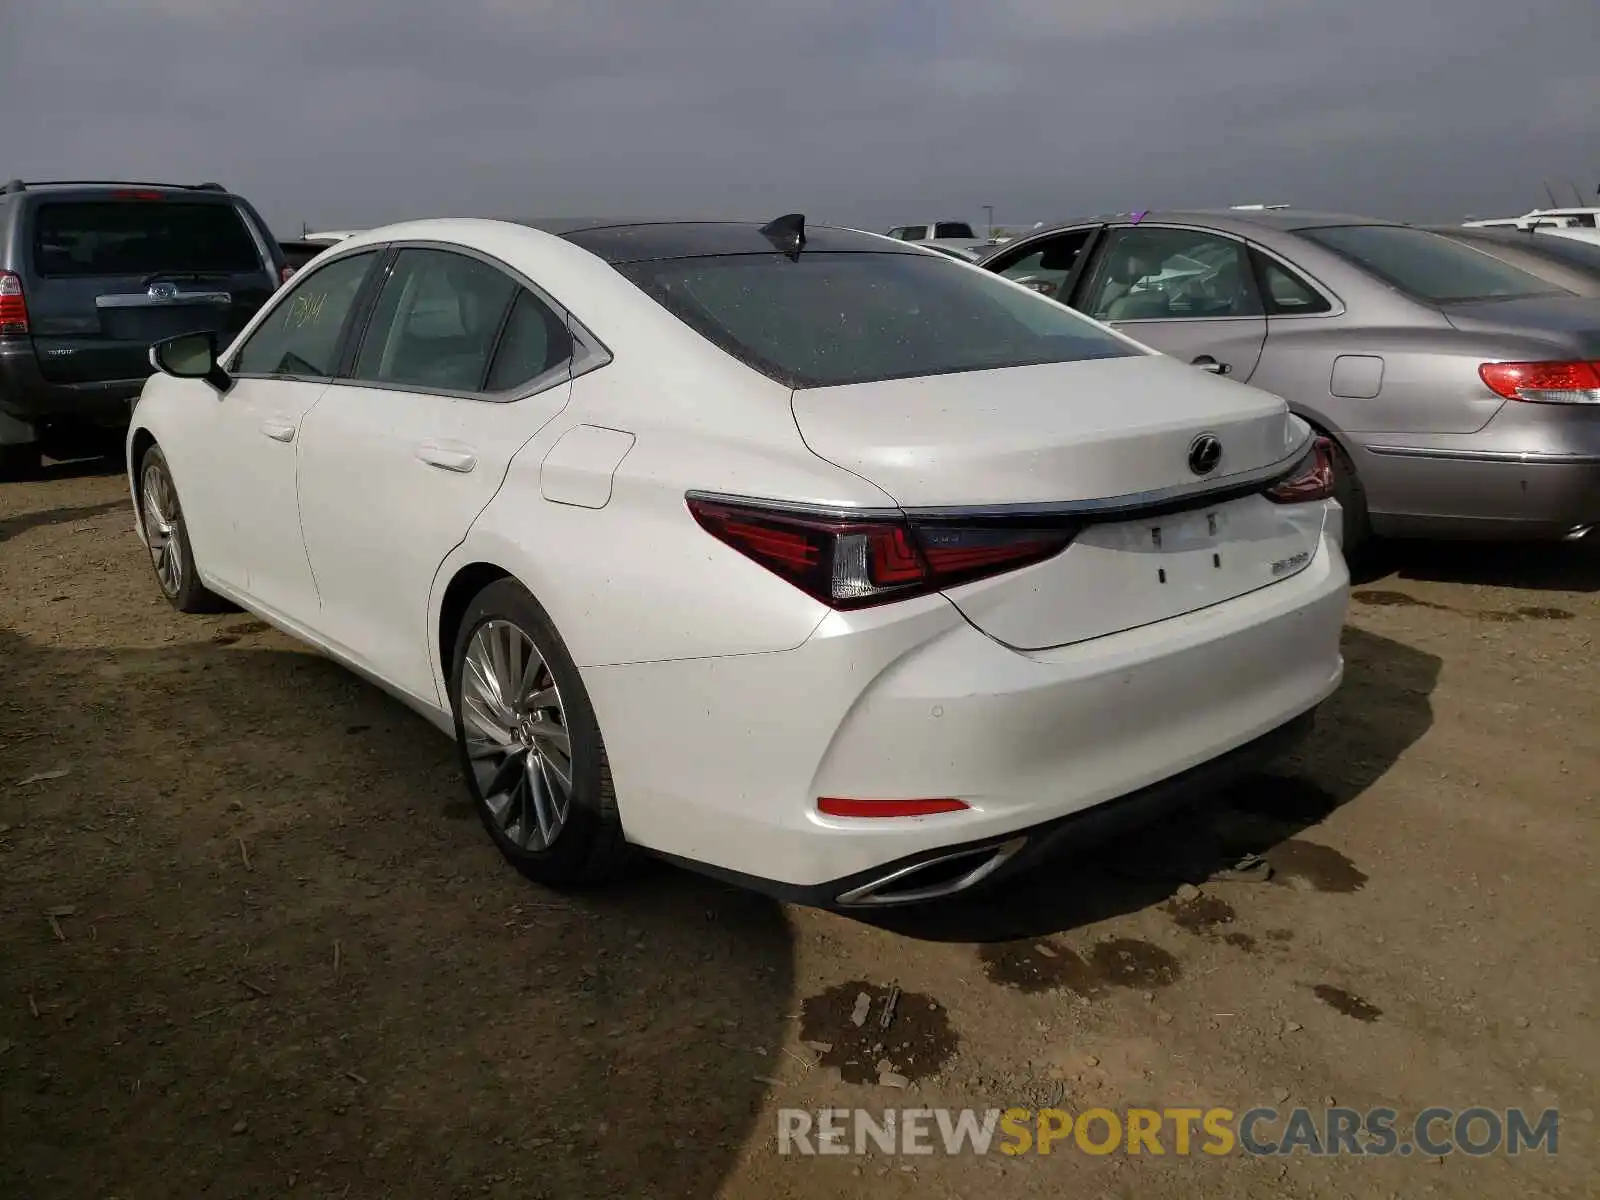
[148,281,178,301]
[1187,434,1223,476]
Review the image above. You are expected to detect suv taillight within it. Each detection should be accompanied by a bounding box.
[686,495,1078,609]
[1263,437,1336,504]
[1479,360,1600,405]
[279,265,297,286]
[0,272,28,335]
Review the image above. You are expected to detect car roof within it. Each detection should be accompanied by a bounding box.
[1020,208,1396,239]
[0,178,240,201]
[512,218,919,265]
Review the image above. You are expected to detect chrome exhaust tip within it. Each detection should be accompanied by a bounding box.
[834,837,1029,907]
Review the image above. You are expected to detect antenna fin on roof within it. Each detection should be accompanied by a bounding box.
[759,213,806,260]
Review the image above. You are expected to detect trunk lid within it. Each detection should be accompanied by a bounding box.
[791,354,1325,649]
[790,354,1303,507]
[23,195,276,384]
[1442,294,1600,357]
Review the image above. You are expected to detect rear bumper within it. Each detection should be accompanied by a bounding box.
[585,528,1349,900]
[0,339,143,433]
[1357,402,1600,539]
[663,707,1320,908]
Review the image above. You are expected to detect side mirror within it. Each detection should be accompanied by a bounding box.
[150,331,233,394]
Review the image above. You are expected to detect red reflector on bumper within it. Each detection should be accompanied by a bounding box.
[817,797,969,818]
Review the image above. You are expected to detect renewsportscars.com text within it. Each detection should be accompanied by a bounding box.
[777,1106,1560,1158]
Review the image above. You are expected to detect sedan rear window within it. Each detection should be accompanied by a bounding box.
[617,251,1138,389]
[31,200,262,278]
[1299,225,1561,304]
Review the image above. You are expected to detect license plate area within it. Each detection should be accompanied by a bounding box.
[1091,506,1231,590]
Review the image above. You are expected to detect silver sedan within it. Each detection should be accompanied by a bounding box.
[978,210,1600,554]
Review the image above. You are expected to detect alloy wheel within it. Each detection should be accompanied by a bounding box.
[460,618,574,851]
[141,461,185,597]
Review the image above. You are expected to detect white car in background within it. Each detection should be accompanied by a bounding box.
[1463,209,1600,246]
[127,214,1349,907]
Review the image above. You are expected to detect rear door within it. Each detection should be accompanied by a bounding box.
[1069,223,1269,381]
[295,245,580,705]
[23,191,276,385]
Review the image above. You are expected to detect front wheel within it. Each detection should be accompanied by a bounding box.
[138,445,225,613]
[449,578,632,888]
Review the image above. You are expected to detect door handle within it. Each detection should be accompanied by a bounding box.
[1192,356,1232,376]
[259,418,296,443]
[416,441,478,473]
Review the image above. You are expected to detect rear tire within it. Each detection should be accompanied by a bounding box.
[138,445,226,613]
[449,578,632,888]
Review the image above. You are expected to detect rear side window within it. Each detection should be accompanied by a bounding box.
[618,251,1138,389]
[486,290,573,391]
[31,200,262,278]
[1251,251,1333,315]
[934,222,976,239]
[1299,225,1562,304]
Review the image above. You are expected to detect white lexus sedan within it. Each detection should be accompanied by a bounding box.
[127,215,1349,907]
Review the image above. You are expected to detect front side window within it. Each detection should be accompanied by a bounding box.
[992,229,1093,300]
[232,250,377,377]
[1299,225,1563,304]
[352,248,519,392]
[617,250,1138,389]
[1081,227,1263,321]
[31,200,262,278]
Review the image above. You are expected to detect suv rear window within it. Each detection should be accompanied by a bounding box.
[618,251,1138,389]
[934,222,976,239]
[31,200,262,278]
[1300,225,1560,304]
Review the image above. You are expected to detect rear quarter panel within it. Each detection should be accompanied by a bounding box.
[430,287,896,686]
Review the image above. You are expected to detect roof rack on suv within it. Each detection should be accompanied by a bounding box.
[0,179,228,195]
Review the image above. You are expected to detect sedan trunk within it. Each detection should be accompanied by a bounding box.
[791,354,1326,649]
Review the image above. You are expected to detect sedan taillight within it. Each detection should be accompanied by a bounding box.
[1263,437,1336,504]
[685,495,1078,609]
[1479,360,1600,405]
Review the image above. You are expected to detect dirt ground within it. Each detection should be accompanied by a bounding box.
[1,458,1595,1200]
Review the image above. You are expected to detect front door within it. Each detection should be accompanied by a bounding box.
[190,248,381,621]
[295,246,579,706]
[1072,224,1269,382]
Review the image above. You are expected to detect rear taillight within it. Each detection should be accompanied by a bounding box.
[685,495,1077,609]
[279,265,297,286]
[0,272,27,335]
[1263,437,1336,504]
[1479,360,1600,405]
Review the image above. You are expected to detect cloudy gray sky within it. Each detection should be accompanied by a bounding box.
[2,0,1594,236]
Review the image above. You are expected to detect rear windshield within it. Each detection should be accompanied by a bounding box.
[1521,234,1600,271]
[31,200,262,278]
[1299,225,1561,304]
[934,222,976,239]
[617,251,1138,388]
